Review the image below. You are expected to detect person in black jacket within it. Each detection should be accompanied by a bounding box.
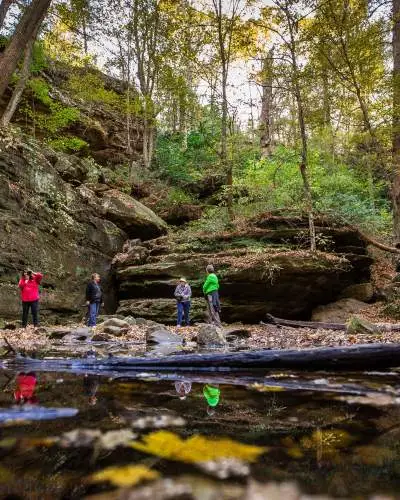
[86,273,103,327]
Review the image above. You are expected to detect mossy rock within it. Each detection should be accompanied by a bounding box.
[346,316,381,335]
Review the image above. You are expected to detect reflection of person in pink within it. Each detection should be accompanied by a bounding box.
[14,372,38,405]
[18,269,43,327]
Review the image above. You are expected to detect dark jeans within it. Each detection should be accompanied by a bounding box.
[88,302,100,327]
[206,292,221,327]
[22,300,39,327]
[177,301,191,326]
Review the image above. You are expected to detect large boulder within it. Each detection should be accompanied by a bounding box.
[115,228,372,323]
[311,298,368,323]
[98,189,167,239]
[197,323,226,346]
[118,298,206,324]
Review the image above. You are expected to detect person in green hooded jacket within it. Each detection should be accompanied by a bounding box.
[202,264,222,326]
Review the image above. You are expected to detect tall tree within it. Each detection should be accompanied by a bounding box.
[0,0,52,101]
[393,0,400,243]
[209,0,252,218]
[258,1,316,250]
[259,47,274,157]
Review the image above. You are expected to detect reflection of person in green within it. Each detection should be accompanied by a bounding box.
[203,384,220,416]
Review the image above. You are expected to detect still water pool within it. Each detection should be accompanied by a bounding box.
[0,360,400,499]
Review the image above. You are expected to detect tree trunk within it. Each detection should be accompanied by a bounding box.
[0,0,51,101]
[142,118,154,169]
[9,343,400,372]
[260,47,274,157]
[0,0,13,30]
[0,6,46,128]
[288,16,316,251]
[263,313,400,332]
[393,0,400,244]
[0,37,34,127]
[221,65,233,219]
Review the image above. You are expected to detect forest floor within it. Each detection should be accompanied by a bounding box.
[1,300,400,354]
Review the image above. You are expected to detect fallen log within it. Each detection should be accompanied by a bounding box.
[262,314,400,332]
[263,314,346,330]
[5,343,400,372]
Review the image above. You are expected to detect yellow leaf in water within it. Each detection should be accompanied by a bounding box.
[286,446,303,459]
[90,464,159,487]
[130,431,267,463]
[0,438,17,448]
[0,466,13,483]
[250,383,285,392]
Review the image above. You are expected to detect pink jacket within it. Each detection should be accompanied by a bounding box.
[18,273,43,302]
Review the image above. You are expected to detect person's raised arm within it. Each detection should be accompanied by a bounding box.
[34,272,43,284]
[18,278,25,289]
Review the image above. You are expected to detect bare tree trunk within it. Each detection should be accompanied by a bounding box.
[0,37,34,127]
[1,7,47,127]
[260,47,274,157]
[82,17,88,55]
[393,0,400,244]
[0,0,13,30]
[0,0,51,101]
[285,2,316,252]
[142,117,154,169]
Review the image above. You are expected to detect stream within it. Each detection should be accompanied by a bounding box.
[1,345,400,499]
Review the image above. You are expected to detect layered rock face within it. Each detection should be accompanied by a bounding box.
[114,215,373,324]
[0,131,167,323]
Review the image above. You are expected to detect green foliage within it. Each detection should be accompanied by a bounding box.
[48,136,88,153]
[24,77,82,139]
[67,72,122,108]
[28,77,53,106]
[234,145,391,234]
[166,187,195,205]
[31,42,48,74]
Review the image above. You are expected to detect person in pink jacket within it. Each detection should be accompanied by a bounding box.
[18,269,43,328]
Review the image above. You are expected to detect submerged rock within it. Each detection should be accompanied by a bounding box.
[146,328,183,345]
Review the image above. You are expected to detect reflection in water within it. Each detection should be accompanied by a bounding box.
[174,380,192,400]
[0,370,399,498]
[203,383,221,416]
[83,374,100,406]
[14,371,38,405]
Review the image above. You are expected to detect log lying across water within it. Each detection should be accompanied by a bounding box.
[5,343,400,373]
[263,313,400,332]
